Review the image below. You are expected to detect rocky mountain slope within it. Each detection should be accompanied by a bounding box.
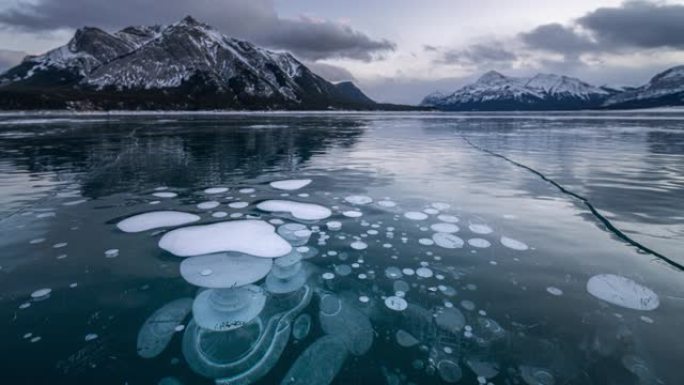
[603,66,684,109]
[0,16,380,110]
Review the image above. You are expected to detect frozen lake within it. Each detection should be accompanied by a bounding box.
[1,111,683,384]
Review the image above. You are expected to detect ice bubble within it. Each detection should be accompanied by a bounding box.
[430,223,459,233]
[31,288,52,299]
[378,200,397,207]
[292,314,312,340]
[84,333,98,342]
[416,267,433,278]
[212,211,228,218]
[435,308,466,333]
[239,188,255,194]
[345,195,373,205]
[546,287,563,296]
[385,267,403,279]
[159,220,291,258]
[419,238,434,246]
[437,214,459,223]
[438,360,462,383]
[500,236,528,251]
[466,359,499,380]
[326,221,342,231]
[468,238,491,248]
[461,300,476,311]
[137,298,192,358]
[586,274,659,311]
[322,272,335,280]
[319,294,373,355]
[29,238,45,244]
[469,224,493,235]
[335,265,352,276]
[385,296,408,311]
[258,200,332,221]
[265,256,307,294]
[433,233,464,249]
[281,335,348,385]
[277,223,312,246]
[404,212,428,221]
[343,210,363,218]
[358,296,370,303]
[104,248,119,258]
[270,179,312,191]
[53,242,67,248]
[197,201,220,210]
[117,211,201,233]
[423,208,439,215]
[180,253,273,288]
[153,192,177,198]
[350,241,368,250]
[228,201,249,209]
[394,280,410,293]
[297,246,318,259]
[432,202,451,210]
[192,285,266,331]
[519,366,555,385]
[396,329,419,347]
[402,268,415,276]
[204,187,228,194]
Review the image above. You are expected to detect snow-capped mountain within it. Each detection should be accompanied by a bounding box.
[421,71,614,111]
[0,16,377,110]
[603,66,684,109]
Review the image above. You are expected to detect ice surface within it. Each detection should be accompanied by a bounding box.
[345,195,373,205]
[180,252,273,288]
[192,285,266,331]
[270,179,312,191]
[257,200,332,221]
[586,274,659,311]
[137,298,192,358]
[500,236,529,251]
[404,212,428,220]
[159,220,292,258]
[433,233,464,249]
[117,211,200,233]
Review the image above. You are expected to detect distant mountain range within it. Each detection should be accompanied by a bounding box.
[422,67,684,111]
[0,16,392,111]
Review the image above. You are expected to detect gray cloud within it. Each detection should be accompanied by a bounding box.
[0,0,394,61]
[305,62,356,82]
[0,49,27,71]
[435,44,517,68]
[578,1,684,49]
[519,23,596,56]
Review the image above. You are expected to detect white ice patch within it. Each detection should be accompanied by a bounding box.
[117,211,200,233]
[345,195,373,205]
[378,200,397,208]
[500,236,529,251]
[228,201,249,209]
[343,210,363,218]
[431,202,451,210]
[158,220,292,258]
[257,200,332,221]
[385,296,408,311]
[351,241,368,250]
[204,187,228,194]
[152,192,177,198]
[31,288,51,299]
[469,224,493,234]
[270,179,312,191]
[468,238,491,248]
[437,214,459,223]
[433,233,464,249]
[405,212,428,221]
[586,274,659,311]
[197,201,220,210]
[431,223,459,233]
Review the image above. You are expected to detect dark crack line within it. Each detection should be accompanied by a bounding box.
[461,134,684,271]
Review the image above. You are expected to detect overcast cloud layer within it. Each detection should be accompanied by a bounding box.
[0,0,683,104]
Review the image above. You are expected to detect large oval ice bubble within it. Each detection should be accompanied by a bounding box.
[159,220,292,258]
[318,293,373,356]
[257,200,332,221]
[193,285,267,331]
[586,274,659,311]
[180,253,273,288]
[137,298,193,358]
[281,335,348,385]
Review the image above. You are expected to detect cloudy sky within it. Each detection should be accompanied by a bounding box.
[0,0,683,103]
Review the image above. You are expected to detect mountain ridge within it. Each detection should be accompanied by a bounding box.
[0,16,392,111]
